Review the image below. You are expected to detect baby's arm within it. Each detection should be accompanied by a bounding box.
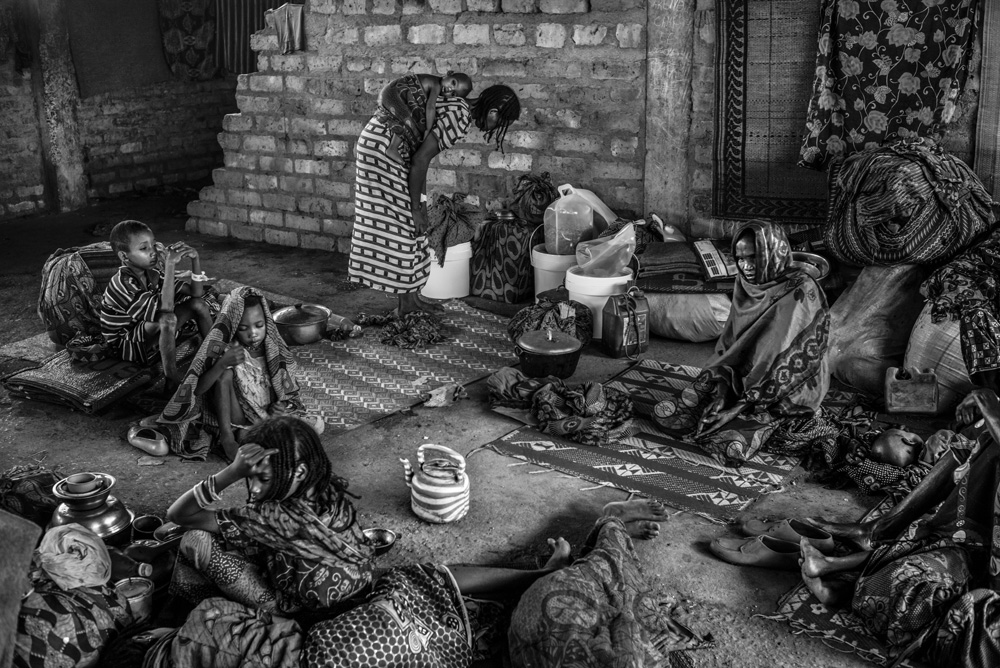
[423,76,440,139]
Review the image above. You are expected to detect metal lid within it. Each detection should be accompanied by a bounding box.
[517,328,582,355]
[273,303,331,326]
[492,209,517,221]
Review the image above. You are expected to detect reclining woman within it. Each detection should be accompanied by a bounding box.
[798,388,1000,667]
[154,285,324,461]
[652,220,833,466]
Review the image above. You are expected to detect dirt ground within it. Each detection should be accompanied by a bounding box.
[0,190,882,667]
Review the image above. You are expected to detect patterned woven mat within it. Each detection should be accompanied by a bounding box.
[766,495,916,667]
[295,300,516,432]
[488,360,811,523]
[714,0,828,222]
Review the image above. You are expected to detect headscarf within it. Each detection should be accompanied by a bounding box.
[36,524,111,590]
[158,286,303,459]
[720,220,805,353]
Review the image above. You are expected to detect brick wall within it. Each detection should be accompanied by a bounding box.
[77,79,238,199]
[0,66,46,219]
[187,0,647,251]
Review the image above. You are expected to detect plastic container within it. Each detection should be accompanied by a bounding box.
[543,185,595,255]
[566,185,618,233]
[422,242,472,299]
[531,243,578,298]
[565,265,633,340]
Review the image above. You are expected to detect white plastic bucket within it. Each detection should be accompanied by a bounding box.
[422,242,472,299]
[565,265,632,339]
[531,244,577,298]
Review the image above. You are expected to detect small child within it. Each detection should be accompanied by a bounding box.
[101,220,212,382]
[377,71,473,165]
[190,288,323,461]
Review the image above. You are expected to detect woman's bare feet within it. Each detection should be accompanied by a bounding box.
[804,516,875,552]
[799,539,835,578]
[603,498,670,523]
[543,537,572,570]
[628,520,660,540]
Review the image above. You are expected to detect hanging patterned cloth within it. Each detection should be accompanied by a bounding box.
[799,0,978,171]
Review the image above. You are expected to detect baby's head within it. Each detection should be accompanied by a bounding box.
[235,294,267,352]
[870,428,924,468]
[110,220,156,270]
[443,72,473,99]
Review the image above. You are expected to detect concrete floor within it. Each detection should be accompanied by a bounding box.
[0,190,879,667]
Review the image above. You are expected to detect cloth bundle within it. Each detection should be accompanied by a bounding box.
[825,138,995,267]
[511,172,559,226]
[507,288,593,347]
[425,193,480,266]
[355,310,445,349]
[36,524,112,591]
[470,212,537,303]
[0,464,62,528]
[488,367,633,447]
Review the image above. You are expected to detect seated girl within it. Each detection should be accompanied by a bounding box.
[652,220,833,466]
[156,286,323,461]
[166,416,375,616]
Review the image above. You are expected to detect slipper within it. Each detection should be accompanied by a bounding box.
[740,518,835,554]
[128,425,169,457]
[709,535,801,570]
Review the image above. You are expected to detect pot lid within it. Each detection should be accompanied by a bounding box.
[273,303,331,326]
[492,209,517,221]
[517,328,582,355]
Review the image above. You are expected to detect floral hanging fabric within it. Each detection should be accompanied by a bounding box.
[159,0,219,81]
[799,0,979,171]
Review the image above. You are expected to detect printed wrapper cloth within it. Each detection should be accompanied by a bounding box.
[36,524,111,591]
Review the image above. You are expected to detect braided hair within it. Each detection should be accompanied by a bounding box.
[242,416,354,511]
[471,84,521,153]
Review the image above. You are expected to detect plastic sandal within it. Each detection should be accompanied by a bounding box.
[127,425,169,457]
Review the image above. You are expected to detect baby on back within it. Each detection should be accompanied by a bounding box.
[376,71,473,165]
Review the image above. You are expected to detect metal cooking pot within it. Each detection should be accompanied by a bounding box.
[515,328,583,379]
[272,303,331,345]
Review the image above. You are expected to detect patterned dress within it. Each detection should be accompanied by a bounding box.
[349,97,470,294]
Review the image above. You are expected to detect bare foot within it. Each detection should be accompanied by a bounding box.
[628,520,660,540]
[799,539,834,578]
[417,297,446,313]
[804,516,875,552]
[603,498,670,523]
[543,537,572,570]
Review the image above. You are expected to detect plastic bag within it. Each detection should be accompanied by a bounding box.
[576,223,636,277]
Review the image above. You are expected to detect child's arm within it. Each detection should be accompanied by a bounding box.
[423,76,440,139]
[162,243,200,302]
[195,344,245,396]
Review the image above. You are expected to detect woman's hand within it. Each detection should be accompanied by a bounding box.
[698,401,746,437]
[269,400,291,417]
[413,203,429,236]
[226,443,279,480]
[956,388,1000,426]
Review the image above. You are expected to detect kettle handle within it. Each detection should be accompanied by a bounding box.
[417,444,466,472]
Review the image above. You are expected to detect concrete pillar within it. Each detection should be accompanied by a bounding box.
[644,0,695,232]
[34,0,87,212]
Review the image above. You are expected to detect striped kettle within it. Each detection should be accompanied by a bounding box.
[400,444,470,524]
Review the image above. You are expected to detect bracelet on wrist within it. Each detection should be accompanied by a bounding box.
[192,474,221,509]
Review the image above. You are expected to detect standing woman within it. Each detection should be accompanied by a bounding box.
[349,84,521,315]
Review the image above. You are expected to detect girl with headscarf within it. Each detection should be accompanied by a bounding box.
[653,220,833,466]
[165,416,375,617]
[153,286,323,461]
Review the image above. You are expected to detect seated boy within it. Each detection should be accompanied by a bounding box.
[100,220,212,382]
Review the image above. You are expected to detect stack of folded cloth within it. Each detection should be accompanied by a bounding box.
[637,242,704,277]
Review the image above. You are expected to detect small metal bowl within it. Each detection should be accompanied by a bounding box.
[363,528,397,556]
[791,251,831,282]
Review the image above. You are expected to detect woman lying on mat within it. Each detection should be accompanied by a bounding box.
[166,416,374,618]
[152,285,324,461]
[652,220,833,466]
[795,389,1000,668]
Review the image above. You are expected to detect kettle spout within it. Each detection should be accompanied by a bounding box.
[400,458,414,488]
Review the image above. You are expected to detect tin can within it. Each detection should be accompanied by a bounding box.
[114,577,154,624]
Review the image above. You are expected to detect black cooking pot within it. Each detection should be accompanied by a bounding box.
[515,329,583,379]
